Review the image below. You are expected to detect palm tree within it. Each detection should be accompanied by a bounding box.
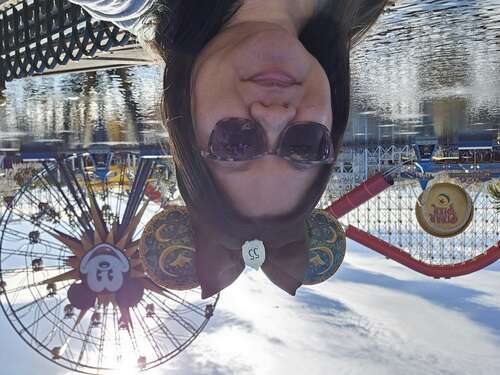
[488,182,500,211]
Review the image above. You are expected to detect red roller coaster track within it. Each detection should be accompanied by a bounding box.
[346,225,500,279]
[326,173,394,218]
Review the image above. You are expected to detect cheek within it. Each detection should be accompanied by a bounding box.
[286,52,332,129]
[302,68,333,129]
[192,65,243,148]
[191,56,248,147]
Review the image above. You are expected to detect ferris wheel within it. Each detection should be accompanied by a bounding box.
[0,150,218,374]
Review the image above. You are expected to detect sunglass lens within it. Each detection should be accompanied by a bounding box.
[210,119,266,160]
[280,124,332,161]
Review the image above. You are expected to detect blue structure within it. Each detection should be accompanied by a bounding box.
[412,141,500,180]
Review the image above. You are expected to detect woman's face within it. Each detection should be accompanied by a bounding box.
[192,22,332,218]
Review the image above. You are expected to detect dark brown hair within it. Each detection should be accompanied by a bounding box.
[150,0,387,246]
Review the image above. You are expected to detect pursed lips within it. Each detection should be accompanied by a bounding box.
[245,71,300,88]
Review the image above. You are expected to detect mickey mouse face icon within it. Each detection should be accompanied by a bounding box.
[80,244,130,293]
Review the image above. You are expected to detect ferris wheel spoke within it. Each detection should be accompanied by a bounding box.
[32,314,68,348]
[41,242,74,257]
[16,189,70,228]
[102,176,111,202]
[24,172,69,210]
[115,160,128,220]
[0,243,27,263]
[44,230,86,259]
[53,330,85,368]
[80,168,110,241]
[147,293,197,335]
[62,159,93,213]
[20,297,67,335]
[2,227,32,241]
[1,267,31,276]
[88,193,109,243]
[147,310,182,348]
[34,288,74,333]
[3,274,34,309]
[2,265,70,276]
[9,201,81,239]
[29,173,74,216]
[125,318,141,360]
[96,305,109,370]
[120,159,154,235]
[3,277,40,297]
[29,305,42,344]
[160,290,206,316]
[35,172,83,219]
[40,269,80,286]
[41,163,91,234]
[45,308,87,363]
[59,330,78,365]
[6,207,72,241]
[0,248,68,263]
[131,305,165,360]
[1,281,31,296]
[112,307,123,365]
[60,185,95,236]
[75,314,94,368]
[39,316,60,348]
[2,228,74,255]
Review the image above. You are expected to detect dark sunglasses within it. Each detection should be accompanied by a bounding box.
[200,118,335,166]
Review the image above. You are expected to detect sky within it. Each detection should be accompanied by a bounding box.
[1,240,500,375]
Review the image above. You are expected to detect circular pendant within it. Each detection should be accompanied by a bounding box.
[139,207,199,290]
[303,210,346,285]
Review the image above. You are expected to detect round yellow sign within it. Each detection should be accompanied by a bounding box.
[415,182,473,238]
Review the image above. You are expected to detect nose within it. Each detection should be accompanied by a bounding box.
[99,261,110,269]
[249,102,297,148]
